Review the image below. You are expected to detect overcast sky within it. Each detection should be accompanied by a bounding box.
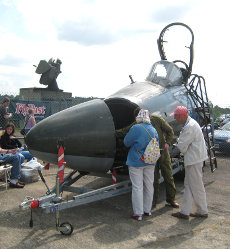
[0,0,229,107]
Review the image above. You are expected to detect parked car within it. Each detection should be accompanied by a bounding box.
[213,122,230,154]
[220,118,230,127]
[214,116,224,128]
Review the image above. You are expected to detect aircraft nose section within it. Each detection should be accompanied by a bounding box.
[25,99,116,172]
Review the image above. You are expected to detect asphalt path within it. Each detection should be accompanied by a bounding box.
[0,153,229,249]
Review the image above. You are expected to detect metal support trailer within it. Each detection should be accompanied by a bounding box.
[20,157,184,235]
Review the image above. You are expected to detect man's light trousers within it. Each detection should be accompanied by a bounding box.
[181,162,208,215]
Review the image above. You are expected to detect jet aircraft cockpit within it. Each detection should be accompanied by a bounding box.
[146,60,183,87]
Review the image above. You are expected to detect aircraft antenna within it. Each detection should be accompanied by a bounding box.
[129,75,134,84]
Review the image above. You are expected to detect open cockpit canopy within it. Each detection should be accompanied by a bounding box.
[146,60,183,88]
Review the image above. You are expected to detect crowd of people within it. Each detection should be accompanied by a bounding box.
[0,97,36,188]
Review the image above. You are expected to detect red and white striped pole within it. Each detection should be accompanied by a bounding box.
[57,144,66,183]
[112,169,117,185]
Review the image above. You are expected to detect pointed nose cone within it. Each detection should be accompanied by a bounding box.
[25,99,116,173]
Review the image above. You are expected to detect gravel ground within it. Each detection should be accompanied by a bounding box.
[0,153,229,249]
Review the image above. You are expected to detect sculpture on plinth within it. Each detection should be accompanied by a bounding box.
[35,58,62,91]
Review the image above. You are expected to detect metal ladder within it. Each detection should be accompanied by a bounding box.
[184,74,217,172]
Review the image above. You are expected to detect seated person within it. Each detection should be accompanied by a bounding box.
[0,123,34,163]
[0,146,25,188]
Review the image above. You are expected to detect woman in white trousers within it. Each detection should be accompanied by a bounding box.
[124,109,159,221]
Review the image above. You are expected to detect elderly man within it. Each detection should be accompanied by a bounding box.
[171,106,208,219]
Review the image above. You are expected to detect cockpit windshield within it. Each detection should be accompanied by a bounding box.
[146,60,183,87]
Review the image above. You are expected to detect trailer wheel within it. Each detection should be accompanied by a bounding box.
[59,222,73,235]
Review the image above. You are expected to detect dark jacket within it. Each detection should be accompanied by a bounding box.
[0,133,22,149]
